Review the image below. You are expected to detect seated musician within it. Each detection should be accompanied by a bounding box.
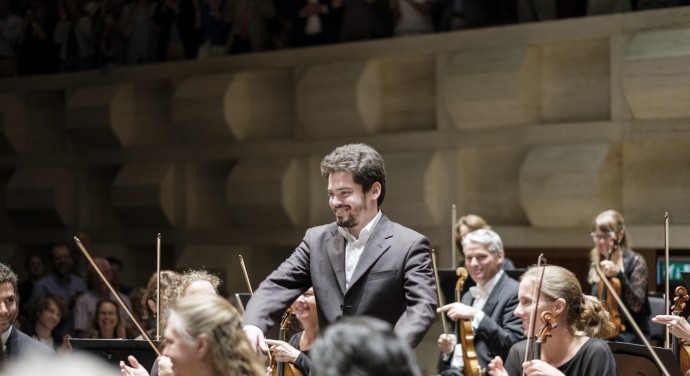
[489,265,617,376]
[436,229,524,375]
[266,287,318,375]
[588,210,651,344]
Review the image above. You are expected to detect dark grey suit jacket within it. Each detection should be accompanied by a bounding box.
[6,326,54,359]
[243,214,437,348]
[441,272,524,371]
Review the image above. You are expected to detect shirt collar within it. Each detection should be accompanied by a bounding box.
[338,210,382,243]
[478,269,504,293]
[2,325,12,349]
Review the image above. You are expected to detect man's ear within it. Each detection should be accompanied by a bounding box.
[369,182,382,201]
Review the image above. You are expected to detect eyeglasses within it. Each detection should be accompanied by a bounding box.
[590,232,615,241]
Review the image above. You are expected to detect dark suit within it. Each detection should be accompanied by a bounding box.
[243,214,437,348]
[5,326,54,359]
[439,272,524,372]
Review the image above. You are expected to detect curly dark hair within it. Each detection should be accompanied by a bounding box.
[0,263,18,293]
[320,143,387,207]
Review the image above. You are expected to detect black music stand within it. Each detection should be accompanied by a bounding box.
[608,341,682,376]
[70,339,159,371]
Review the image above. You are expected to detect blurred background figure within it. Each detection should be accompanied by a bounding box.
[310,316,422,376]
[138,270,180,339]
[18,254,46,317]
[4,352,120,376]
[27,293,71,352]
[89,298,126,339]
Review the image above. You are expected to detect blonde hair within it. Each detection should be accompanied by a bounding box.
[169,295,264,376]
[587,210,629,284]
[522,265,615,339]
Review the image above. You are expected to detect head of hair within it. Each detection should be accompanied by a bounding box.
[319,143,387,207]
[28,293,67,323]
[168,295,264,376]
[592,209,629,250]
[0,262,18,293]
[141,270,179,322]
[310,316,421,376]
[91,298,125,339]
[161,269,221,342]
[522,265,615,339]
[457,214,490,233]
[461,228,503,255]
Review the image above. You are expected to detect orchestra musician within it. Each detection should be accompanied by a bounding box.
[587,209,651,344]
[436,229,524,375]
[489,265,617,376]
[454,214,514,270]
[242,143,437,352]
[265,287,318,375]
[158,294,265,376]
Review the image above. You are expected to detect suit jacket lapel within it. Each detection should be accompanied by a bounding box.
[326,224,347,294]
[347,215,392,290]
[481,273,506,315]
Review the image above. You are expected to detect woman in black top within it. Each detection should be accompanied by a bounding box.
[266,287,318,375]
[489,265,617,376]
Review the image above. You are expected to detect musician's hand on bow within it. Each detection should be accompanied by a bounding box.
[522,360,566,376]
[120,355,150,376]
[437,302,479,321]
[488,356,508,376]
[437,333,457,355]
[599,260,620,278]
[266,339,300,363]
[243,324,269,354]
[653,314,690,343]
[157,356,174,376]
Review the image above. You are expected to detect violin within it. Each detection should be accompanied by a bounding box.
[598,232,624,338]
[270,308,301,376]
[532,311,557,361]
[672,286,690,375]
[455,267,484,376]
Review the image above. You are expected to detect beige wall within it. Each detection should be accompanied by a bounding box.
[3,7,690,373]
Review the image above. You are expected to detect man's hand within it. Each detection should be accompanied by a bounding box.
[244,325,269,354]
[437,333,457,355]
[437,302,479,321]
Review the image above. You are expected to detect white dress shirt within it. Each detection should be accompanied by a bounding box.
[338,210,382,290]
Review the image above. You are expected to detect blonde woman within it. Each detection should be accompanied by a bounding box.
[489,265,616,376]
[163,294,265,376]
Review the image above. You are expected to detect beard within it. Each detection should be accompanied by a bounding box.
[334,200,367,228]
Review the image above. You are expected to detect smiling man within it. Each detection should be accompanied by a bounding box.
[243,143,437,352]
[436,229,524,375]
[0,262,53,362]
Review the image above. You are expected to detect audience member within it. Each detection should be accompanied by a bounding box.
[0,262,54,364]
[338,0,394,41]
[197,0,230,58]
[73,257,132,338]
[53,0,95,71]
[0,0,22,77]
[107,256,133,295]
[393,0,433,36]
[310,316,422,376]
[33,245,87,337]
[17,1,57,75]
[89,298,126,339]
[27,293,71,352]
[226,0,276,54]
[18,253,46,317]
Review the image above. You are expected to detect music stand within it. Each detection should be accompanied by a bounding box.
[608,341,682,376]
[69,339,159,371]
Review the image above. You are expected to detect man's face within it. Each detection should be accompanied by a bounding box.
[0,282,18,334]
[327,171,379,235]
[52,246,72,276]
[463,242,504,286]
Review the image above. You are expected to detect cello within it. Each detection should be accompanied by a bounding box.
[597,232,624,338]
[455,267,484,376]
